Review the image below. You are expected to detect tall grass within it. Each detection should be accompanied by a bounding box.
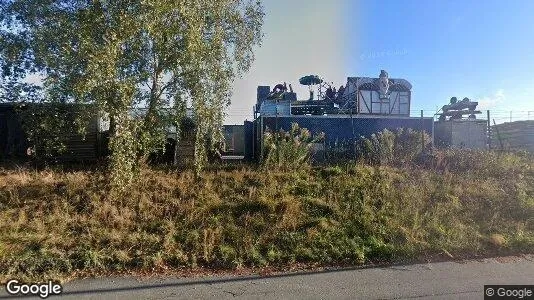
[0,148,533,281]
[262,123,324,170]
[355,128,432,165]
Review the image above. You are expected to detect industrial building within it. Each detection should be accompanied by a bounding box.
[2,70,498,164]
[233,70,435,161]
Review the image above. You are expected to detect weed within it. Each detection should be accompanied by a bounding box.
[0,149,532,281]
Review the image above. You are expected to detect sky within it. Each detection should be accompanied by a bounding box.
[227,0,534,124]
[227,0,348,124]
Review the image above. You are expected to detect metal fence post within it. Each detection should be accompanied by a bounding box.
[420,110,425,153]
[275,103,278,132]
[252,119,255,161]
[260,116,264,164]
[487,110,491,149]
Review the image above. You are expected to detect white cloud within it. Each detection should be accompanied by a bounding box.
[476,89,506,110]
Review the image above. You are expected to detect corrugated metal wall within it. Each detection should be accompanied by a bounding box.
[46,131,103,162]
[0,103,106,162]
[223,125,245,155]
[0,105,29,158]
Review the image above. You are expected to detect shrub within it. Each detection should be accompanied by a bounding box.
[323,139,354,163]
[356,128,431,165]
[262,123,324,170]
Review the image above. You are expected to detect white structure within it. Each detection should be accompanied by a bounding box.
[341,70,412,116]
[255,70,413,117]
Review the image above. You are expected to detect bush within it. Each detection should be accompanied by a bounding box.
[323,140,354,163]
[262,123,324,170]
[355,128,431,165]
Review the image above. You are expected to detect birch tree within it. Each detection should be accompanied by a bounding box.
[0,0,264,185]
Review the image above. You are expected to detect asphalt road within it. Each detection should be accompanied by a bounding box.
[1,255,533,299]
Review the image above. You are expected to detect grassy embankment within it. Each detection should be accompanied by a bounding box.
[0,149,533,281]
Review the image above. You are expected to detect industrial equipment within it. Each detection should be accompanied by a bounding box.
[434,97,487,149]
[255,70,413,117]
[437,97,481,121]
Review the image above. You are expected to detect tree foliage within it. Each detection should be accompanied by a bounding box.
[0,0,264,185]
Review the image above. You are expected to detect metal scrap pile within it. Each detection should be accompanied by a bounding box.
[438,97,481,121]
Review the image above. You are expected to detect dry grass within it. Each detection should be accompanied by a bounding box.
[0,149,533,282]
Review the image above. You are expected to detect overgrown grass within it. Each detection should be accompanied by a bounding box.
[262,123,324,171]
[0,149,533,282]
[355,128,432,165]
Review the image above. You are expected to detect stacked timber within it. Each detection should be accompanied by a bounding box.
[491,121,534,153]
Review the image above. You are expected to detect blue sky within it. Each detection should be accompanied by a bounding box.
[228,0,534,124]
